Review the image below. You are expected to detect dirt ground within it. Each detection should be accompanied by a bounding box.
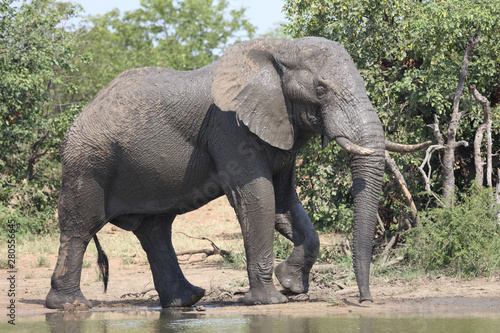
[2,197,500,317]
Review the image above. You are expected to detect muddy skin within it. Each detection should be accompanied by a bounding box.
[46,37,425,309]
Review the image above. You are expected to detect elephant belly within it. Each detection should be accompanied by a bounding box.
[106,146,224,217]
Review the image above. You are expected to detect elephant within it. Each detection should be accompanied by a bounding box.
[45,37,429,309]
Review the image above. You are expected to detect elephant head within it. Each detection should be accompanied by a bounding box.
[212,37,428,302]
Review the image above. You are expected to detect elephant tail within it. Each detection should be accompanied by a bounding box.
[93,235,109,293]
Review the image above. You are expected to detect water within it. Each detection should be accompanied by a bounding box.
[3,309,500,333]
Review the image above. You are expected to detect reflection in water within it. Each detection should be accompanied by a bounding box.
[1,309,499,333]
[46,310,92,333]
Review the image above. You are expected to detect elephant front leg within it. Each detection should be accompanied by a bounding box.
[228,178,288,305]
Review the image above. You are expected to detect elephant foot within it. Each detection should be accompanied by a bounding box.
[243,287,288,305]
[159,285,205,307]
[275,260,309,294]
[45,288,92,309]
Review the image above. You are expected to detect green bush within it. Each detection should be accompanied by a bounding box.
[403,185,500,277]
[1,1,81,237]
[222,249,246,270]
[296,137,354,233]
[274,231,294,260]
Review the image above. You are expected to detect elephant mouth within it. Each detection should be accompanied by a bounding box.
[333,137,432,156]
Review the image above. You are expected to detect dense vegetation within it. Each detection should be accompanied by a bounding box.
[285,0,500,276]
[1,0,498,277]
[0,0,81,234]
[286,0,500,229]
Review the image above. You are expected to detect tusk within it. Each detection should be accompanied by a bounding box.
[385,140,432,153]
[335,137,376,156]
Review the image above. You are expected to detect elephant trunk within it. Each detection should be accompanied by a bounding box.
[350,152,384,302]
[328,108,385,302]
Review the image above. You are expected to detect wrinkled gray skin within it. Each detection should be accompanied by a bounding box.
[46,37,386,309]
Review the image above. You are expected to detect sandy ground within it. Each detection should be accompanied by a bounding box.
[2,197,500,317]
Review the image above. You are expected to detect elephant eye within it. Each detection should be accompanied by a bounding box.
[316,85,327,98]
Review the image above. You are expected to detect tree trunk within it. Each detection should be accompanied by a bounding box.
[471,85,492,187]
[441,29,481,204]
[496,169,500,222]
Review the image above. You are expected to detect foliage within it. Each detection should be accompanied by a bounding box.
[222,248,246,270]
[296,140,354,233]
[285,0,500,230]
[222,232,294,270]
[403,185,500,277]
[67,0,255,105]
[0,0,82,235]
[274,231,293,259]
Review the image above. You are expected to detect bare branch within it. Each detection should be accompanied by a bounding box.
[426,115,444,146]
[377,213,386,237]
[26,131,52,182]
[385,151,419,227]
[418,144,446,206]
[451,27,482,127]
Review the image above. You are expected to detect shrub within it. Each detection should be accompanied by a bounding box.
[403,185,500,277]
[296,138,354,233]
[274,231,293,260]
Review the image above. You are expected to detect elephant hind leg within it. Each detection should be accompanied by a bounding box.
[273,163,320,294]
[46,179,108,309]
[274,203,319,294]
[46,234,93,309]
[133,214,205,307]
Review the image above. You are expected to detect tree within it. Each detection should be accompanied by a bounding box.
[66,0,255,104]
[0,0,82,234]
[284,0,500,229]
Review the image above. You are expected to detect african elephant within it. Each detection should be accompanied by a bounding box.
[45,37,428,309]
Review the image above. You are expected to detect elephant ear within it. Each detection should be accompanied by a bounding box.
[212,39,294,150]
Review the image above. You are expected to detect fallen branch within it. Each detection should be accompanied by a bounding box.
[311,264,337,273]
[384,256,404,267]
[379,234,398,267]
[121,287,156,299]
[176,232,230,261]
[310,265,348,289]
